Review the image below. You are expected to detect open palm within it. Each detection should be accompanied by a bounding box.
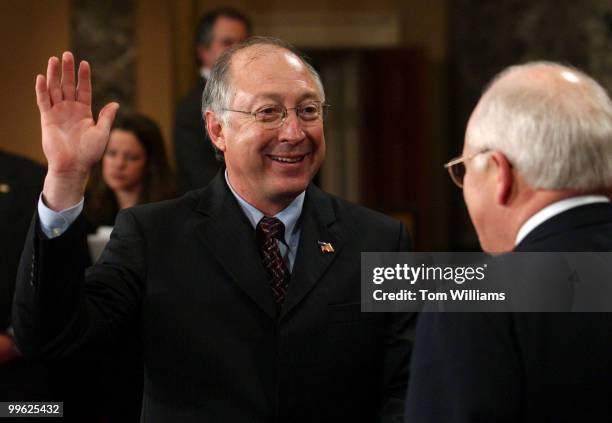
[36,52,118,177]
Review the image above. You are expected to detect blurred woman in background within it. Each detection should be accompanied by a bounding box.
[86,112,176,229]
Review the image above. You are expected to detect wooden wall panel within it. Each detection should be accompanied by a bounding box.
[0,1,70,164]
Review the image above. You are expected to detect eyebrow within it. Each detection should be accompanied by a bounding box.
[249,91,322,106]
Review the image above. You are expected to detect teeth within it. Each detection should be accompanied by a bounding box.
[270,155,304,163]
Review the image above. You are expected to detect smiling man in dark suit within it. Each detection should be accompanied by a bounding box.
[14,37,414,422]
[406,62,612,422]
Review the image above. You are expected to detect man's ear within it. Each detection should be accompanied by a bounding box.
[205,111,227,153]
[490,151,513,206]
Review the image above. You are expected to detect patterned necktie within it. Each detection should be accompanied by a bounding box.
[256,216,289,305]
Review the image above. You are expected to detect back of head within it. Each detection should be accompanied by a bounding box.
[467,62,612,191]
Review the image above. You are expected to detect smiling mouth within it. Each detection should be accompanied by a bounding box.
[268,154,308,164]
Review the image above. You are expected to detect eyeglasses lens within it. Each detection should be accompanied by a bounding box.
[450,162,466,188]
[257,104,327,129]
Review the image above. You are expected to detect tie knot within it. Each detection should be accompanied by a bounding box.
[257,216,285,241]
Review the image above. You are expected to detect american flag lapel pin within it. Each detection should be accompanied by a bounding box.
[318,241,334,253]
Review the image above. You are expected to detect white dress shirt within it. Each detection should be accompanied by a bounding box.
[224,170,304,272]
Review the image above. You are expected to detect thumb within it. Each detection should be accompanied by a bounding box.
[96,102,120,134]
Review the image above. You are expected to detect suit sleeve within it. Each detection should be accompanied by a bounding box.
[404,312,523,423]
[12,209,146,359]
[379,222,417,422]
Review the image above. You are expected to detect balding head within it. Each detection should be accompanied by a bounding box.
[460,62,612,253]
[466,62,612,191]
[203,37,325,126]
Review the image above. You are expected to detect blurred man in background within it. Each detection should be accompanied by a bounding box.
[406,62,612,422]
[173,8,251,193]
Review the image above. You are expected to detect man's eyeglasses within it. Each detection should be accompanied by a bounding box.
[223,101,330,130]
[444,149,490,188]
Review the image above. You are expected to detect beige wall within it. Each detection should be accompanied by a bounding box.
[0,0,179,167]
[0,1,70,164]
[135,0,175,164]
[195,0,447,58]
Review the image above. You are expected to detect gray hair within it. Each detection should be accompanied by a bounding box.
[202,36,326,160]
[467,61,612,191]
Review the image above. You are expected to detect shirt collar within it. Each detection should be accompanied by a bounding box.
[515,195,610,246]
[224,170,305,246]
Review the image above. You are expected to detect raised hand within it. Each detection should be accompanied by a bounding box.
[37,52,119,211]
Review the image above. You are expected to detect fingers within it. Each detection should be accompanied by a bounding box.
[61,52,76,101]
[97,102,120,134]
[76,60,92,106]
[46,56,62,105]
[43,52,79,105]
[35,74,51,113]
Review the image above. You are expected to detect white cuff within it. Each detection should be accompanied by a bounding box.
[38,194,84,239]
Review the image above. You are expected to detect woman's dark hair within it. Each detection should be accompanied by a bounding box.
[86,113,176,227]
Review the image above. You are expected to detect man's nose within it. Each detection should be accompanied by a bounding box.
[278,110,306,143]
[113,156,127,168]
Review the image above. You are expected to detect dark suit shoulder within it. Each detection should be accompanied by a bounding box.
[516,202,612,252]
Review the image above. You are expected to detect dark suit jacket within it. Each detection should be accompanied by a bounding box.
[0,151,45,328]
[14,172,415,423]
[0,153,140,421]
[405,202,612,422]
[173,78,221,193]
[0,151,50,405]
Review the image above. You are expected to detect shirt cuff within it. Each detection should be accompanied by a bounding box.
[38,194,84,239]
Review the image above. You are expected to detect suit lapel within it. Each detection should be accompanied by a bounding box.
[193,173,277,319]
[280,185,344,320]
